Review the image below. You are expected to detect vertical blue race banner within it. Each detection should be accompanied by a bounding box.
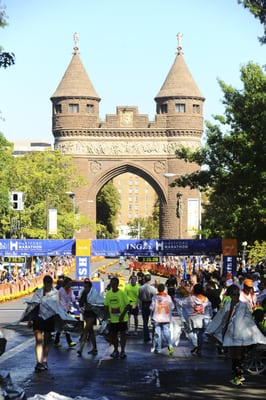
[222,239,238,276]
[75,239,91,280]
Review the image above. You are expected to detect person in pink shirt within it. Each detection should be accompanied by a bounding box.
[54,277,77,348]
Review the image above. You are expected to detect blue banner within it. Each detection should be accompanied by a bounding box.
[0,238,222,258]
[0,239,75,257]
[222,255,237,277]
[91,239,222,257]
[75,256,90,280]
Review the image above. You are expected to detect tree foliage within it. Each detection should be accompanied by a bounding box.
[172,62,266,244]
[127,198,159,239]
[246,240,266,265]
[0,2,15,68]
[238,0,266,44]
[0,142,89,238]
[0,132,13,212]
[96,181,120,238]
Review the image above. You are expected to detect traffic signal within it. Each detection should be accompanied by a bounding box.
[10,192,23,210]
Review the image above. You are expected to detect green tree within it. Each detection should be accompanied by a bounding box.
[127,199,159,239]
[96,181,120,238]
[172,62,266,244]
[238,0,266,44]
[246,240,266,265]
[0,133,14,233]
[0,2,15,68]
[0,148,89,238]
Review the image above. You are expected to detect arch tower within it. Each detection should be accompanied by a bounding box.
[50,33,205,239]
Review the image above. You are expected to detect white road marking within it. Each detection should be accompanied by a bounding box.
[0,337,34,363]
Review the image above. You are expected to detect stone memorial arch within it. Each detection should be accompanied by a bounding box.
[51,33,205,239]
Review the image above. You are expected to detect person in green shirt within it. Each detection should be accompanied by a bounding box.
[104,277,130,359]
[125,275,140,335]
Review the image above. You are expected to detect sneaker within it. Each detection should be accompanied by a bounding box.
[230,377,243,386]
[77,350,82,357]
[35,362,45,372]
[110,350,120,358]
[154,349,161,354]
[54,342,62,348]
[68,341,77,348]
[42,362,48,370]
[88,349,98,355]
[168,345,174,356]
[120,351,127,359]
[238,375,246,382]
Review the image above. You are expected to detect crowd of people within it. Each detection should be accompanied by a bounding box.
[0,256,75,285]
[19,256,266,387]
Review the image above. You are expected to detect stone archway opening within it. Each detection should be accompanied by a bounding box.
[90,163,167,240]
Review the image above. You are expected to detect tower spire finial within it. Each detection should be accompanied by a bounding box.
[73,32,79,55]
[177,32,183,55]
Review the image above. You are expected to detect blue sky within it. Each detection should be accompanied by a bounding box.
[0,0,265,144]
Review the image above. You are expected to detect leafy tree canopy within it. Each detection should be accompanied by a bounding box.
[0,144,89,239]
[96,181,120,238]
[172,62,266,244]
[128,198,159,239]
[0,2,15,68]
[238,0,266,43]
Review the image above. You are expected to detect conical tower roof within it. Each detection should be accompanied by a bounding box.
[155,33,204,100]
[51,33,100,100]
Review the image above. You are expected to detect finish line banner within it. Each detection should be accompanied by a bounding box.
[0,239,75,257]
[91,239,222,257]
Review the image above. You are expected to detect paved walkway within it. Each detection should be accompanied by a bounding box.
[1,314,265,400]
[1,260,265,399]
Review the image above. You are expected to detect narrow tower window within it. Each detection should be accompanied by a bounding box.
[193,104,200,113]
[160,104,168,114]
[69,104,79,113]
[86,104,94,113]
[55,104,62,114]
[175,103,186,113]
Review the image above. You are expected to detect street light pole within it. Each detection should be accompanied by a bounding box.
[65,191,75,238]
[176,191,183,239]
[46,196,49,239]
[199,189,202,239]
[65,192,94,238]
[242,241,247,266]
[164,173,183,239]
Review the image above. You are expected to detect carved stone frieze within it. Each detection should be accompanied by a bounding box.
[54,139,200,156]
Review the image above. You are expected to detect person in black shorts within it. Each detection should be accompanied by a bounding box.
[28,275,58,372]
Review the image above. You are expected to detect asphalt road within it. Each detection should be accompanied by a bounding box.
[0,259,265,400]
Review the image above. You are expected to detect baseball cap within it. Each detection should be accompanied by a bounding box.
[243,278,254,288]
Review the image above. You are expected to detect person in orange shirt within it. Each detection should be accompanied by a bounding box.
[150,283,175,355]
